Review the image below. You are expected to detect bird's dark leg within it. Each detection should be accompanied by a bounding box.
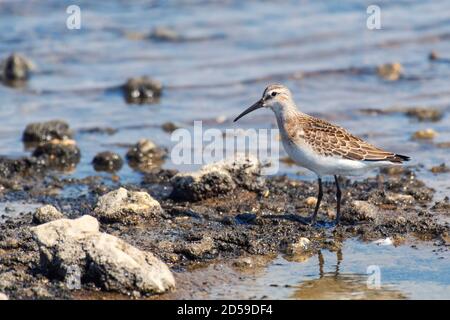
[309,177,323,224]
[334,175,342,224]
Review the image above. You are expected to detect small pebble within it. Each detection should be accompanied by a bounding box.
[405,107,443,122]
[429,51,439,61]
[123,76,162,104]
[150,26,181,42]
[436,142,450,148]
[162,122,179,133]
[305,196,317,207]
[412,128,437,140]
[430,163,449,174]
[92,151,123,172]
[376,62,402,81]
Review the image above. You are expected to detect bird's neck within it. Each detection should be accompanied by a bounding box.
[273,102,303,127]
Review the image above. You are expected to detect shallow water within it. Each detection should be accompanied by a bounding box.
[205,239,450,300]
[0,0,449,299]
[0,201,41,223]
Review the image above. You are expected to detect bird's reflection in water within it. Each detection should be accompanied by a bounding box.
[291,249,406,300]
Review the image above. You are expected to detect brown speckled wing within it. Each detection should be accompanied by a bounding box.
[288,114,409,163]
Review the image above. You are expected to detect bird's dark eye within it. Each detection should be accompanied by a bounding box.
[271,91,277,97]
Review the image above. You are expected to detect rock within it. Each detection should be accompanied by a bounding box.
[380,166,405,175]
[79,126,117,135]
[385,192,415,204]
[405,107,443,122]
[351,200,378,220]
[161,122,179,133]
[429,51,439,61]
[92,151,123,173]
[0,156,37,180]
[124,31,148,41]
[22,120,73,146]
[126,139,167,171]
[436,142,450,148]
[33,205,64,224]
[232,257,254,268]
[123,76,162,104]
[0,293,8,300]
[376,63,403,81]
[142,168,178,184]
[412,128,437,140]
[32,141,81,170]
[430,163,450,174]
[232,255,272,269]
[436,141,450,149]
[178,236,215,259]
[30,215,175,295]
[395,216,407,225]
[305,197,317,207]
[150,26,181,42]
[170,155,264,201]
[0,53,35,85]
[282,237,311,255]
[94,187,162,223]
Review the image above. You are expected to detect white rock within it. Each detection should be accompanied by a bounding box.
[33,205,64,224]
[352,200,378,220]
[32,215,99,247]
[283,237,311,255]
[0,293,8,300]
[94,187,162,223]
[170,155,264,201]
[385,193,414,204]
[30,215,175,295]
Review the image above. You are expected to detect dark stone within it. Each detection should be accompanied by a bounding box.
[123,77,162,104]
[161,122,179,133]
[170,170,235,202]
[149,27,181,42]
[429,51,439,61]
[0,53,33,86]
[126,139,166,172]
[170,158,264,202]
[92,152,123,173]
[22,120,73,145]
[32,142,81,169]
[430,163,450,174]
[0,157,38,179]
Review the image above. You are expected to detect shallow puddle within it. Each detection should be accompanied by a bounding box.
[0,201,41,223]
[168,239,449,300]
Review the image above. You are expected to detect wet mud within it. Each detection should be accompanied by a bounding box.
[0,161,447,299]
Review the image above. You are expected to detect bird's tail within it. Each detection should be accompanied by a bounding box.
[392,154,410,163]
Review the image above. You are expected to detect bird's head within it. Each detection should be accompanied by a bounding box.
[234,84,295,122]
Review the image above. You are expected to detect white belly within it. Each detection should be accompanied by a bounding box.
[281,138,393,177]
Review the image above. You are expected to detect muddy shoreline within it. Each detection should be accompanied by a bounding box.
[0,157,448,299]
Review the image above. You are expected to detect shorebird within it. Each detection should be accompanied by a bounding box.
[234,84,410,224]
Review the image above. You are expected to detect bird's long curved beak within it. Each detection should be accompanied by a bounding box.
[233,99,264,122]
